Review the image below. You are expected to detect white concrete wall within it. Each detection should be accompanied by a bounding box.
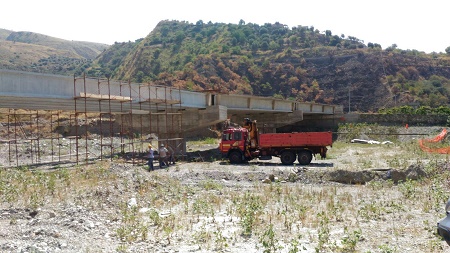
[0,69,73,98]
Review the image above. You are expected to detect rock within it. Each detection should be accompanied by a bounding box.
[386,164,427,183]
[87,220,95,229]
[127,197,137,208]
[262,178,271,183]
[324,169,377,184]
[48,211,56,218]
[29,209,39,218]
[288,172,298,182]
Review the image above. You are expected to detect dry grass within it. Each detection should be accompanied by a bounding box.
[1,141,450,252]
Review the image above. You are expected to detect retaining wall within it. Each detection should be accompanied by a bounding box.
[280,113,448,132]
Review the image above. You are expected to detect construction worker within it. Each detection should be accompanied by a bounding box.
[147,144,154,171]
[159,144,168,168]
[167,145,176,165]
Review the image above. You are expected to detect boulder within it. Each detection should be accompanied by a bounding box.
[386,164,427,183]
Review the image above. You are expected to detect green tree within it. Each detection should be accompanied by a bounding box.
[289,35,298,46]
[251,41,259,52]
[260,27,268,35]
[261,41,269,51]
[329,35,341,46]
[269,41,280,51]
[174,31,185,43]
[222,45,230,53]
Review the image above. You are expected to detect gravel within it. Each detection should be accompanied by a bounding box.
[1,127,450,252]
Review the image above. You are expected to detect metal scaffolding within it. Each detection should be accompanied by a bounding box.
[0,74,184,168]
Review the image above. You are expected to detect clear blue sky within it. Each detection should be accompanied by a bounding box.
[2,0,448,53]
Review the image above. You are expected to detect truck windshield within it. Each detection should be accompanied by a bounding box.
[222,133,232,141]
[222,131,242,141]
[222,132,242,141]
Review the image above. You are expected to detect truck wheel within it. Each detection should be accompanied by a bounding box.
[229,150,242,164]
[298,151,312,165]
[280,151,296,165]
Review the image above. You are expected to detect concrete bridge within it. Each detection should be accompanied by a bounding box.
[0,69,343,132]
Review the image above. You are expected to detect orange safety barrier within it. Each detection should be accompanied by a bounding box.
[419,129,449,154]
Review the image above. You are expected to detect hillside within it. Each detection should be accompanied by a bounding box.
[2,22,450,112]
[0,29,109,75]
[0,28,12,40]
[90,20,450,112]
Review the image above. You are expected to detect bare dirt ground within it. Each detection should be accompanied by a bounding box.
[1,126,450,252]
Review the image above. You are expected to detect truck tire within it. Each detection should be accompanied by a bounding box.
[280,151,296,165]
[229,150,243,164]
[298,150,312,165]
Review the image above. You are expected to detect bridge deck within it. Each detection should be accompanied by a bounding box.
[0,69,342,115]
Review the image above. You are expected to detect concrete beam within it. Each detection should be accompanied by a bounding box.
[0,69,342,115]
[228,110,303,130]
[215,93,341,115]
[183,105,228,132]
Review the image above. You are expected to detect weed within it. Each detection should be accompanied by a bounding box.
[295,204,309,223]
[288,234,306,253]
[116,244,128,252]
[358,200,385,221]
[149,209,161,226]
[399,179,417,199]
[200,179,223,191]
[387,157,401,168]
[17,165,29,171]
[193,224,212,245]
[358,157,373,168]
[57,168,71,186]
[234,192,263,236]
[378,244,397,253]
[258,223,280,253]
[340,227,362,252]
[162,213,175,244]
[429,178,448,211]
[315,211,331,252]
[214,230,228,250]
[427,237,444,252]
[193,197,214,218]
[327,195,344,222]
[47,173,56,195]
[116,202,148,242]
[367,180,383,191]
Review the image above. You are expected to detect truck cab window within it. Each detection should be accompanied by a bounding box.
[222,133,233,141]
[233,132,242,140]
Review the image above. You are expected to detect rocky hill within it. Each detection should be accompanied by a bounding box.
[89,20,450,112]
[0,29,109,75]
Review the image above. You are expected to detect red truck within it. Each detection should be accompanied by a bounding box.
[219,118,332,165]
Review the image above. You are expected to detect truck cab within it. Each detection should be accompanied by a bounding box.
[219,126,249,163]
